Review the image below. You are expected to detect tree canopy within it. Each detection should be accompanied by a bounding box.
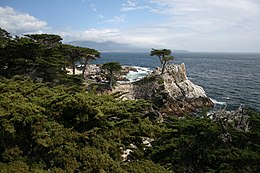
[0,27,12,48]
[0,35,67,84]
[61,44,100,75]
[0,28,259,172]
[0,28,100,86]
[150,48,175,74]
[80,47,100,77]
[0,77,259,172]
[102,61,122,88]
[25,34,62,48]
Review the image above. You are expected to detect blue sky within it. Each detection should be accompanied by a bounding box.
[1,0,260,52]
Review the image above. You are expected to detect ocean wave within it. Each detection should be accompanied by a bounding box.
[123,66,152,82]
[210,98,227,105]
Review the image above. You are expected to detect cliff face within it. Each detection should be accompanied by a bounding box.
[84,63,214,116]
[130,63,214,115]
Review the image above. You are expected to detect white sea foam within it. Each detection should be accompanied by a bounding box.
[210,98,226,105]
[121,66,152,83]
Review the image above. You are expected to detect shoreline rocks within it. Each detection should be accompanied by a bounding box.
[82,63,214,116]
[130,63,214,116]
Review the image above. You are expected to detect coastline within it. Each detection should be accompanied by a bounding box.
[78,63,214,115]
[67,61,259,112]
[94,52,260,111]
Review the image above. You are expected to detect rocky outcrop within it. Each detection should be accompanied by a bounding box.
[115,63,214,116]
[83,64,131,82]
[209,106,251,132]
[83,64,106,82]
[83,63,213,116]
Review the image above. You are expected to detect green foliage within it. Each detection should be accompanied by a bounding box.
[0,77,160,172]
[102,61,122,73]
[0,28,259,172]
[147,115,260,172]
[0,27,12,48]
[0,28,100,87]
[25,34,62,48]
[0,35,69,85]
[0,161,29,173]
[102,61,122,88]
[150,48,171,58]
[150,48,175,74]
[61,44,100,76]
[0,75,259,173]
[123,160,171,173]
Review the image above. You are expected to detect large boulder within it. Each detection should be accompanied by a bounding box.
[130,63,214,116]
[84,64,106,81]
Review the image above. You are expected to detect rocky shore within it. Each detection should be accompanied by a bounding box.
[83,63,214,116]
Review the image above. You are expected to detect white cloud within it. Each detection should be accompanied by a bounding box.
[98,14,104,19]
[146,0,260,51]
[60,28,121,43]
[122,0,138,8]
[4,1,258,52]
[90,4,97,12]
[106,15,127,23]
[59,27,167,48]
[0,6,48,35]
[121,0,150,12]
[149,0,260,30]
[2,1,258,52]
[51,0,260,52]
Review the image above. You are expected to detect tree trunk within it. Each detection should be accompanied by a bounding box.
[159,57,163,69]
[160,60,163,69]
[82,61,87,77]
[72,63,76,75]
[109,72,113,89]
[161,61,167,74]
[71,58,76,75]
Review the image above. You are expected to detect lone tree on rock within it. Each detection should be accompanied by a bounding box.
[150,48,175,74]
[102,62,122,89]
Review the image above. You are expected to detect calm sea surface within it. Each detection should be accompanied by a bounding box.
[93,52,260,111]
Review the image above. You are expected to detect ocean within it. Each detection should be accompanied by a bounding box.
[93,52,260,111]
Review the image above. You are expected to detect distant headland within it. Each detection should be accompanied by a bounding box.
[67,40,190,53]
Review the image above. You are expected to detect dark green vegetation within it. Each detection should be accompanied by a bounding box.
[102,62,122,89]
[150,48,175,74]
[0,28,99,86]
[61,44,100,76]
[0,28,260,172]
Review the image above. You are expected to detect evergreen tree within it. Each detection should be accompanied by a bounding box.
[102,62,122,89]
[61,44,100,76]
[150,48,175,74]
[25,34,62,48]
[0,28,259,173]
[80,48,100,77]
[0,27,12,48]
[0,30,85,85]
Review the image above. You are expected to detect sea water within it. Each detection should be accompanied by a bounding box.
[93,52,260,111]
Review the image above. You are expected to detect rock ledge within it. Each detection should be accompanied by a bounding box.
[114,63,214,116]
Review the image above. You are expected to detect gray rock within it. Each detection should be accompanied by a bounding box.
[130,63,213,115]
[86,63,214,116]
